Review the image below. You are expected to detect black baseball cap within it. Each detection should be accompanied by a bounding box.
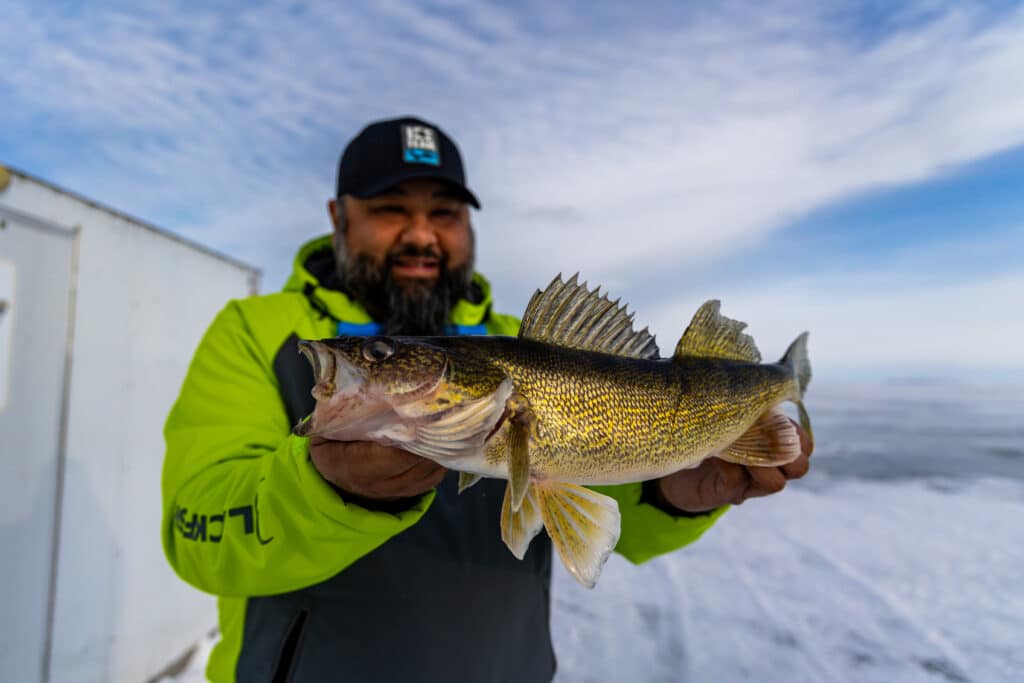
[336,116,481,208]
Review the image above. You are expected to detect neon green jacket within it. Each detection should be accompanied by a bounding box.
[162,235,727,681]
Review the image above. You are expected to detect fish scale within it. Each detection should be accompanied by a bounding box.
[418,337,793,483]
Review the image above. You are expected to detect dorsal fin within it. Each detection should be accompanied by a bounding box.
[519,274,660,359]
[674,300,761,362]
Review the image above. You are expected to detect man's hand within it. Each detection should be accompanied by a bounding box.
[654,421,813,514]
[308,436,447,505]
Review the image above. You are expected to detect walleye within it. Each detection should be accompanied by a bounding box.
[295,274,811,588]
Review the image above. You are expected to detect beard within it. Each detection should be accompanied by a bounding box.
[335,241,474,336]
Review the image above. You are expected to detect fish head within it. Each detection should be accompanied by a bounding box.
[299,335,450,404]
[294,335,450,441]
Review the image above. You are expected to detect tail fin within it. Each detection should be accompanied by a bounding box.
[780,332,813,445]
[780,332,811,398]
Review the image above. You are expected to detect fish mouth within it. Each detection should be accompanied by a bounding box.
[295,340,390,439]
[298,340,332,394]
[298,340,367,401]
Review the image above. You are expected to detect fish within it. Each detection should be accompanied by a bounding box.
[294,274,812,588]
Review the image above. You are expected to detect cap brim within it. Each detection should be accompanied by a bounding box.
[349,170,480,209]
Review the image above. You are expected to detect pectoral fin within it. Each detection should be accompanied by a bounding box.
[507,419,531,512]
[535,482,621,589]
[719,408,801,467]
[500,482,543,559]
[504,392,536,512]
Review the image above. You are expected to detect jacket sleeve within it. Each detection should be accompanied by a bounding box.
[593,484,728,565]
[161,301,434,597]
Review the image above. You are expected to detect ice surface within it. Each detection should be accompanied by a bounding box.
[551,382,1024,682]
[165,382,1024,682]
[551,476,1023,682]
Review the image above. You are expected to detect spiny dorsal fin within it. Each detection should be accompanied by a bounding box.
[519,273,660,359]
[674,300,761,362]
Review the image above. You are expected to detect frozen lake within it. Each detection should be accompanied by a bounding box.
[166,382,1024,682]
[552,382,1024,683]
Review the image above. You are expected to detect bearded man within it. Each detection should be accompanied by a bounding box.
[162,116,812,683]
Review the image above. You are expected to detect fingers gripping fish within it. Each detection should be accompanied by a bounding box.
[295,274,812,588]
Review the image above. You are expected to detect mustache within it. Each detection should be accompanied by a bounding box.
[386,244,443,262]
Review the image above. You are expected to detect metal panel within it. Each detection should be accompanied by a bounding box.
[47,214,242,682]
[0,213,75,683]
[0,259,14,410]
[2,168,259,682]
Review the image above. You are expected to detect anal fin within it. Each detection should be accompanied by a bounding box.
[535,482,621,589]
[719,408,801,467]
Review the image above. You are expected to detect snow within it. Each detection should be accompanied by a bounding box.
[165,382,1024,682]
[552,476,1023,682]
[552,382,1024,683]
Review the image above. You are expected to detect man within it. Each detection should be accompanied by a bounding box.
[162,116,812,682]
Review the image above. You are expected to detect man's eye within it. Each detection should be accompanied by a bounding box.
[373,205,405,215]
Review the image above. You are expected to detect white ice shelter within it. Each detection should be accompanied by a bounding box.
[0,165,259,682]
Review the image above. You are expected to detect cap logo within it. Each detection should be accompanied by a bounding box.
[402,125,441,166]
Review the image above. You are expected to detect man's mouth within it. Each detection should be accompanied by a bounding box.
[390,256,440,279]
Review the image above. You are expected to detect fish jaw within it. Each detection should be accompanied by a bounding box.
[298,339,363,401]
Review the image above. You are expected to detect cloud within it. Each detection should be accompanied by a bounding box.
[640,219,1024,381]
[474,3,1024,279]
[0,0,1022,373]
[648,267,1024,374]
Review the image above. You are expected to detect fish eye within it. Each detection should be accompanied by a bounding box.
[362,337,396,362]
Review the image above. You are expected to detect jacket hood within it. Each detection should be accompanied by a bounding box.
[282,234,495,326]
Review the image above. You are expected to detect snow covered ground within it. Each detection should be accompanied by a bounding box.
[165,382,1024,682]
[553,382,1024,683]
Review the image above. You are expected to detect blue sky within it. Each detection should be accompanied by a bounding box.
[1,0,1022,381]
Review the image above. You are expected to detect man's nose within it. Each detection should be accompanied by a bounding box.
[398,212,438,247]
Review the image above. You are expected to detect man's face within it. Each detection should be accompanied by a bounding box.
[331,178,472,286]
[327,178,476,335]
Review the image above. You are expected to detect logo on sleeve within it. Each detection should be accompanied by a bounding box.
[402,125,441,166]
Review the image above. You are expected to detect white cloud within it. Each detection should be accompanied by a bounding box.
[644,263,1024,380]
[1,0,1022,372]
[473,4,1024,282]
